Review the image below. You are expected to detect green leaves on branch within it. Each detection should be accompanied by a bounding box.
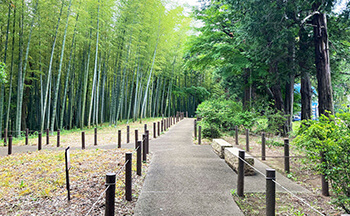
[294,113,350,213]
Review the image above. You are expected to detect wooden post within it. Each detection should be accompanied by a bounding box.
[38,133,42,151]
[105,173,116,216]
[57,129,60,147]
[262,132,266,160]
[137,141,142,176]
[46,128,49,145]
[81,132,85,149]
[153,122,156,138]
[125,152,132,201]
[94,127,97,146]
[284,139,290,173]
[321,151,330,196]
[235,126,238,145]
[127,126,130,143]
[245,129,249,152]
[198,126,202,145]
[135,129,138,149]
[157,122,160,136]
[237,150,245,197]
[266,169,276,216]
[146,130,149,154]
[25,128,29,145]
[142,134,147,162]
[8,135,12,155]
[194,120,197,139]
[144,124,147,134]
[118,130,121,148]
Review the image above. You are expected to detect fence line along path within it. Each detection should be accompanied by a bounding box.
[134,118,244,216]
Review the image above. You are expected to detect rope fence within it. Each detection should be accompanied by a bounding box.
[237,154,325,215]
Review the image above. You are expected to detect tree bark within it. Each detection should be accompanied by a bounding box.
[299,27,312,120]
[312,6,334,116]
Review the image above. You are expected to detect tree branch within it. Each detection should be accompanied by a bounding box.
[301,11,320,25]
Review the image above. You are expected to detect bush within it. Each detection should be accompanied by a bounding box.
[293,113,350,213]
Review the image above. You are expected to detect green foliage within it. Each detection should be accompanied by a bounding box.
[0,62,6,84]
[293,113,350,213]
[196,98,262,138]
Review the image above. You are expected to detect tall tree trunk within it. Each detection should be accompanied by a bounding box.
[88,1,100,127]
[60,13,79,129]
[40,0,64,132]
[5,6,16,134]
[299,27,312,120]
[50,0,72,132]
[0,2,12,140]
[312,5,334,116]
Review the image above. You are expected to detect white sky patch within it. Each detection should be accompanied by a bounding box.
[334,0,349,14]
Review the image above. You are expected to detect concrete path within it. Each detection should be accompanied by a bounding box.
[134,118,244,216]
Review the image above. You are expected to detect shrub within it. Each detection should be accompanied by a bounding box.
[293,113,350,213]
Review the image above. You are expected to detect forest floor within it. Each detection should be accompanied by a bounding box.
[0,118,166,215]
[222,134,344,215]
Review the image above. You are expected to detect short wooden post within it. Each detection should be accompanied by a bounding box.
[105,173,116,216]
[135,129,138,149]
[118,130,121,148]
[57,129,60,147]
[262,132,266,160]
[94,127,97,146]
[142,134,147,162]
[25,128,29,145]
[235,126,238,145]
[81,131,85,149]
[144,124,147,134]
[245,129,249,152]
[127,126,130,143]
[8,135,12,155]
[46,128,49,145]
[266,169,276,216]
[161,121,163,133]
[146,130,149,154]
[157,122,160,136]
[153,122,156,138]
[137,141,142,176]
[321,151,330,196]
[125,152,132,201]
[237,150,245,197]
[38,133,42,151]
[194,120,197,139]
[198,126,202,145]
[284,139,290,173]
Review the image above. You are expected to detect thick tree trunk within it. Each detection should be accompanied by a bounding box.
[299,27,312,120]
[269,64,284,112]
[312,9,334,116]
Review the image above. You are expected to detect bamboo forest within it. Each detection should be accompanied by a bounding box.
[0,0,204,138]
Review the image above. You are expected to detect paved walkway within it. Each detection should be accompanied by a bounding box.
[134,118,244,216]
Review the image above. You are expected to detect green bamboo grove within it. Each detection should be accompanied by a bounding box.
[0,0,202,137]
